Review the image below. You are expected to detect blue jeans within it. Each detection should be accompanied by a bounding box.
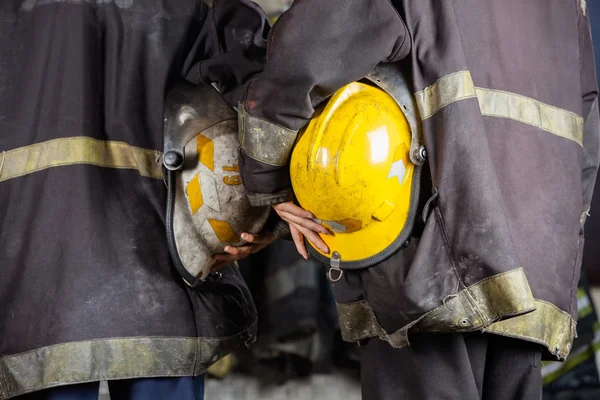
[16,376,205,400]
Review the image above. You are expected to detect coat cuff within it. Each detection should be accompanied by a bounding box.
[247,189,294,207]
[238,104,299,167]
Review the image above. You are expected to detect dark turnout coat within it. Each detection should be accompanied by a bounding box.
[0,1,268,398]
[238,0,600,361]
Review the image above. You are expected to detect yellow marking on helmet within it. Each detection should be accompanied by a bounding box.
[186,174,203,215]
[208,219,239,243]
[197,134,214,171]
[372,201,396,222]
[338,219,362,233]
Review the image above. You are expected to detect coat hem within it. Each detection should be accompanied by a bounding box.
[0,321,256,400]
[336,268,576,362]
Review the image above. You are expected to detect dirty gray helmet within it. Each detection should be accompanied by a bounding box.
[163,82,270,286]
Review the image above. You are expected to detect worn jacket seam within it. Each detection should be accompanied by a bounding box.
[433,206,491,323]
[433,207,464,290]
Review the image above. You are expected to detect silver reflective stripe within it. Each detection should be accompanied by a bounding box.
[415,71,584,146]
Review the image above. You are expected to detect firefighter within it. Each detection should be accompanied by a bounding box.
[0,1,275,399]
[238,0,600,399]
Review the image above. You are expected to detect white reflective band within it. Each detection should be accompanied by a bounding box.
[415,71,584,146]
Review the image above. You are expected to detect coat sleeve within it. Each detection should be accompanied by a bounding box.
[182,0,270,108]
[237,0,411,206]
[579,4,600,231]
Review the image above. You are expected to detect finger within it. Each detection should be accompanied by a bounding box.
[294,224,330,254]
[224,245,253,258]
[243,232,276,243]
[240,233,256,243]
[290,225,309,260]
[240,232,273,244]
[278,211,329,234]
[214,253,237,262]
[223,246,241,256]
[273,202,314,219]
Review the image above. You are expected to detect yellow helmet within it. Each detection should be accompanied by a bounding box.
[290,67,424,271]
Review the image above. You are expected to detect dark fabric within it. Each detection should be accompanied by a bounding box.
[235,240,339,383]
[238,152,296,203]
[361,333,543,400]
[15,376,205,400]
[183,0,269,107]
[237,0,600,359]
[108,376,204,400]
[14,383,99,400]
[244,0,409,130]
[239,0,409,195]
[0,0,268,395]
[582,0,600,285]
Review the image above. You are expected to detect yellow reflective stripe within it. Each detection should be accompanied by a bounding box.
[476,88,584,146]
[0,137,164,183]
[415,71,584,146]
[415,70,477,119]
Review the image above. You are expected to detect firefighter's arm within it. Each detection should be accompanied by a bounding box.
[579,5,600,231]
[238,0,410,206]
[182,0,270,108]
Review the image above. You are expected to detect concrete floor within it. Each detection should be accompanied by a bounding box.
[204,373,361,400]
[99,371,361,400]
